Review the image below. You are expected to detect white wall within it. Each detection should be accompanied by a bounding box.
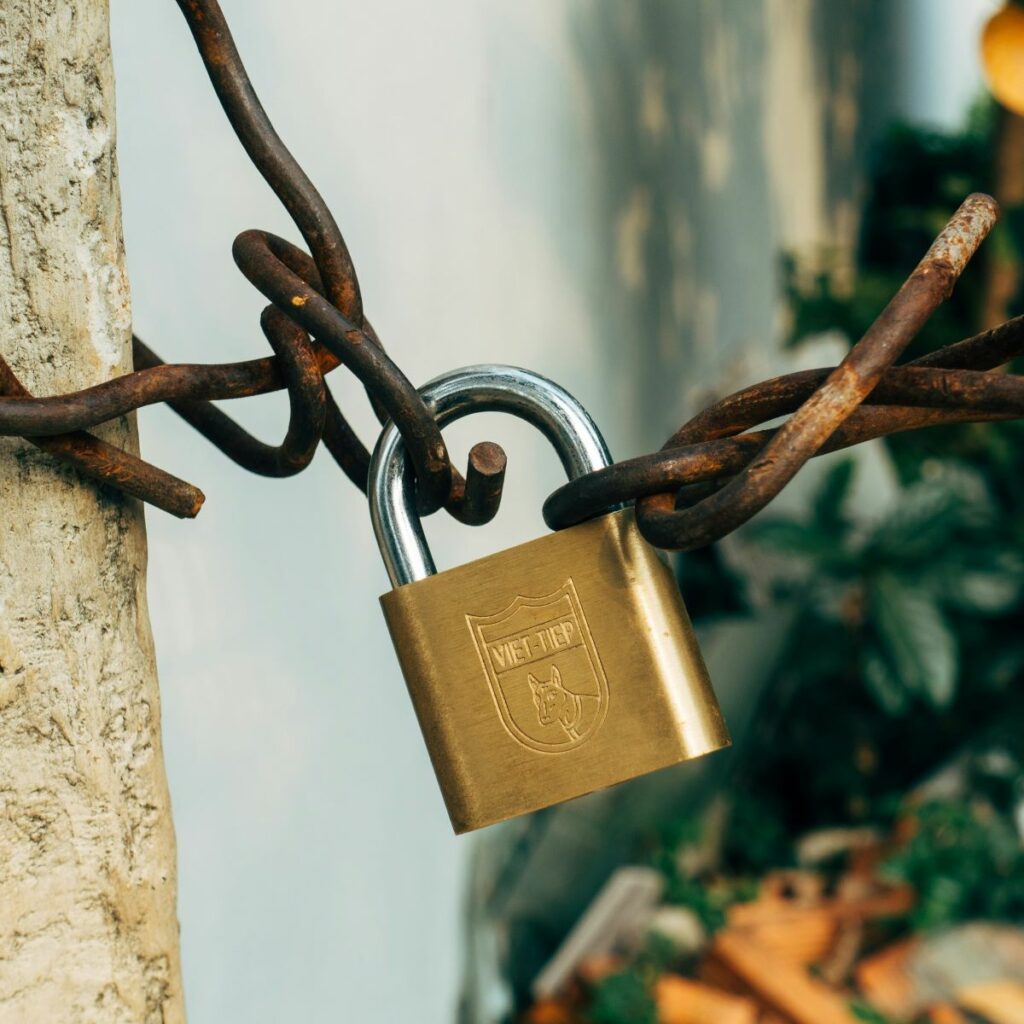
[895,0,994,129]
[110,2,616,1021]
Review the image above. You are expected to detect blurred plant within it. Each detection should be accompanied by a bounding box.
[660,873,756,935]
[700,450,1024,868]
[587,971,655,1024]
[782,103,1007,356]
[748,457,1024,717]
[883,796,1024,930]
[585,937,675,1024]
[545,104,1024,1024]
[666,106,1024,903]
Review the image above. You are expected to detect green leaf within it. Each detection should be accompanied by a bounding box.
[948,567,1024,616]
[934,462,997,520]
[869,572,958,709]
[864,484,963,562]
[881,800,1024,930]
[864,466,995,565]
[862,647,910,716]
[745,520,844,561]
[979,646,1024,691]
[929,549,1024,615]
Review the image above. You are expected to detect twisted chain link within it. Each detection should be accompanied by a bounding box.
[2,0,1023,550]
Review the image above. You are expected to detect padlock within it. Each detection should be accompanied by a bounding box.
[369,365,730,833]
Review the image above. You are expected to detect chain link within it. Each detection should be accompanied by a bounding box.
[1,0,1022,550]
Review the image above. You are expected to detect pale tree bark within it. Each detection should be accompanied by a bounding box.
[0,2,185,1021]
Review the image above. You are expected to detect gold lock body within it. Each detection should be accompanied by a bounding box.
[381,507,730,833]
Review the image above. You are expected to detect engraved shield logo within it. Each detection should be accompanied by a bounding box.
[467,579,609,752]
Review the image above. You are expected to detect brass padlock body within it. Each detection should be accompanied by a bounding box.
[381,507,730,833]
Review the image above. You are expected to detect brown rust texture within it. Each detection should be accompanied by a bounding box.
[550,195,1015,549]
[0,2,1021,550]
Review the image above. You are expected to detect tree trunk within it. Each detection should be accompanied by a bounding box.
[0,2,185,1021]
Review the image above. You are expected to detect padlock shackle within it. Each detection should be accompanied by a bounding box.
[369,365,613,587]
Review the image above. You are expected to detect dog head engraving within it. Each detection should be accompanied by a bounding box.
[527,666,583,732]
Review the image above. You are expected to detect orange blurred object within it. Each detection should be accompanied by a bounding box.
[654,975,758,1024]
[982,4,1024,114]
[855,938,919,1020]
[925,1006,969,1024]
[524,998,576,1024]
[576,954,624,986]
[708,932,861,1024]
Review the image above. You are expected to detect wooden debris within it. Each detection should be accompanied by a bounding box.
[524,997,576,1024]
[723,871,831,968]
[726,905,838,966]
[855,923,1024,1020]
[723,870,911,970]
[521,846,1019,1024]
[654,975,758,1024]
[698,952,750,995]
[758,870,826,904]
[924,1004,969,1024]
[834,884,914,922]
[708,930,861,1024]
[855,937,920,1019]
[818,921,865,987]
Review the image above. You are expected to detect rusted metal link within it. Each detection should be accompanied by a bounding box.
[0,357,205,518]
[136,307,326,479]
[0,0,509,524]
[1,2,1022,551]
[635,193,998,550]
[544,335,1024,532]
[173,0,476,514]
[548,194,1014,548]
[172,0,509,519]
[450,442,508,527]
[174,0,362,320]
[546,311,1024,530]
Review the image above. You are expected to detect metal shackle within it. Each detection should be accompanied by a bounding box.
[369,365,613,587]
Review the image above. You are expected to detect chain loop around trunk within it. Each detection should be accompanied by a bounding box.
[1,2,1022,551]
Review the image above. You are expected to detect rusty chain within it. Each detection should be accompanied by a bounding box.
[2,0,1023,551]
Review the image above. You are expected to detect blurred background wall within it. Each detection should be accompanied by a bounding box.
[109,1,993,1020]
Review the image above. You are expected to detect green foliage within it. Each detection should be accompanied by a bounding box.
[746,457,1024,719]
[588,969,656,1024]
[648,806,764,932]
[675,542,749,619]
[668,110,1024,895]
[718,792,794,877]
[783,113,1004,357]
[883,797,1024,930]
[586,937,676,1024]
[661,874,756,936]
[722,445,1024,858]
[739,104,1024,747]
